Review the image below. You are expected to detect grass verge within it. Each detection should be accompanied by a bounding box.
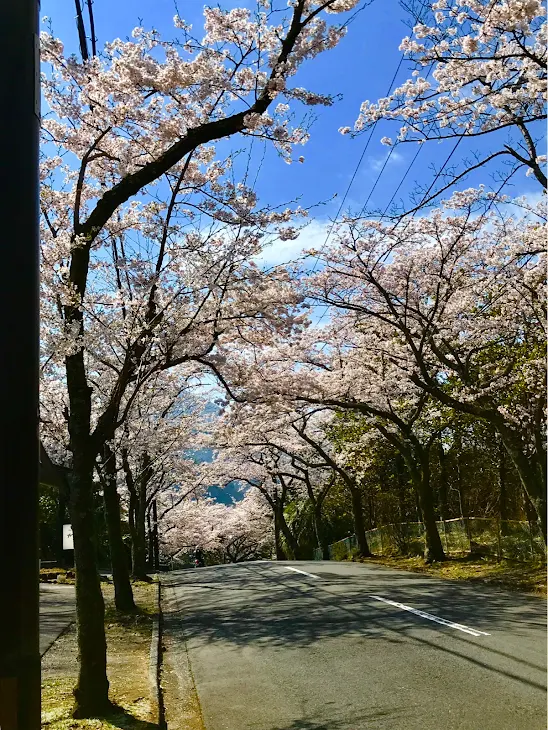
[41,583,158,729]
[359,555,546,596]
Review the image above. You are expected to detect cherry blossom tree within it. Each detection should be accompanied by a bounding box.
[303,194,547,539]
[205,428,308,559]
[97,372,207,602]
[346,0,546,211]
[210,400,372,558]
[40,0,364,712]
[159,491,273,564]
[215,306,455,560]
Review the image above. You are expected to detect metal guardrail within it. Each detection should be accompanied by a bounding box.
[314,518,546,562]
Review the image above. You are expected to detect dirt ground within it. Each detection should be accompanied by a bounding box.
[41,583,157,730]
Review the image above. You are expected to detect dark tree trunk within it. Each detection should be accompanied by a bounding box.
[498,427,547,543]
[437,440,449,521]
[418,475,445,562]
[65,344,112,716]
[348,483,371,557]
[498,437,508,532]
[415,490,423,523]
[274,511,287,560]
[131,510,148,580]
[276,505,302,559]
[56,478,70,567]
[69,464,112,717]
[405,449,445,563]
[128,452,152,580]
[147,508,154,570]
[128,491,136,573]
[394,454,407,523]
[313,504,330,561]
[101,446,135,612]
[146,500,160,571]
[454,436,472,544]
[152,500,160,570]
[367,491,375,530]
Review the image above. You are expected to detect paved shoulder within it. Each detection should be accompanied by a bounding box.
[40,583,75,655]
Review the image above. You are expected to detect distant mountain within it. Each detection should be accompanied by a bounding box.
[185,442,245,504]
[207,482,244,504]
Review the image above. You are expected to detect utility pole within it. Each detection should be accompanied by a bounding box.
[0,2,41,729]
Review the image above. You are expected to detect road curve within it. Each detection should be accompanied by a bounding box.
[162,559,547,730]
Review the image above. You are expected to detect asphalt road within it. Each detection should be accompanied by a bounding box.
[162,560,547,730]
[39,583,75,655]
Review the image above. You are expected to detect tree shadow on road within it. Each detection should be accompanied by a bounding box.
[262,705,408,730]
[162,562,547,692]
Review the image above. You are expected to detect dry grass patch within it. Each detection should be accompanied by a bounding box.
[41,583,158,729]
[361,555,547,596]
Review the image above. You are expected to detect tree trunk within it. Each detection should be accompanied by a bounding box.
[152,500,160,570]
[437,440,449,521]
[274,511,287,560]
[131,510,148,580]
[146,501,160,571]
[498,428,547,543]
[497,437,509,534]
[56,477,70,567]
[418,476,446,562]
[415,490,423,523]
[348,483,371,557]
[101,446,135,612]
[406,452,445,563]
[147,508,154,570]
[276,505,302,559]
[129,453,152,580]
[313,504,330,560]
[65,342,112,716]
[69,465,112,717]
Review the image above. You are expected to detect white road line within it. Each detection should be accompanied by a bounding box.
[283,566,320,579]
[370,595,491,637]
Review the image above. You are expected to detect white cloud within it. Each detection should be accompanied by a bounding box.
[368,148,404,173]
[255,219,331,267]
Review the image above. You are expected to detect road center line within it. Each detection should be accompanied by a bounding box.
[370,595,490,637]
[283,566,320,579]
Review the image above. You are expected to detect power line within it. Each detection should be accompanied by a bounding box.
[312,133,465,335]
[379,142,424,218]
[401,135,463,223]
[306,0,504,352]
[356,62,435,222]
[309,54,405,274]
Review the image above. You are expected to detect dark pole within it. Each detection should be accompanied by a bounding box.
[0,2,41,729]
[152,500,160,570]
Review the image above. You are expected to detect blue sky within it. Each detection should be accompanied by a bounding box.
[42,0,544,266]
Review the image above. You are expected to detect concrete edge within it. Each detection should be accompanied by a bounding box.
[161,582,207,730]
[149,580,166,728]
[40,620,75,658]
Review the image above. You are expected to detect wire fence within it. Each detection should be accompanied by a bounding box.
[314,518,546,563]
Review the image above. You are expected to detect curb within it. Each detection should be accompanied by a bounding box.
[40,620,74,658]
[149,580,166,728]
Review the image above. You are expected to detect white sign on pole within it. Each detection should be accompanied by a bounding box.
[63,524,74,550]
